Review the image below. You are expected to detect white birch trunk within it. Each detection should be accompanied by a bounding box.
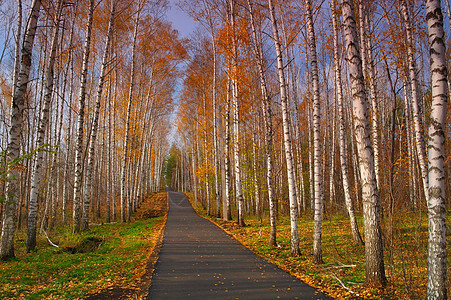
[12,0,22,94]
[0,0,21,232]
[247,0,277,244]
[401,0,429,202]
[360,5,381,192]
[210,28,220,217]
[403,80,419,208]
[73,0,94,233]
[26,0,62,251]
[82,1,115,231]
[62,14,76,225]
[341,0,386,286]
[192,145,198,207]
[425,1,448,298]
[268,0,300,256]
[223,83,232,221]
[331,1,363,245]
[121,9,140,223]
[228,0,245,227]
[252,130,260,217]
[0,0,41,260]
[304,0,324,264]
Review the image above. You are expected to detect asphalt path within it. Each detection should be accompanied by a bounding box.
[148,189,330,299]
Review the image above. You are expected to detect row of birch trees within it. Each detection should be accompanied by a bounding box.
[174,0,449,298]
[0,0,186,260]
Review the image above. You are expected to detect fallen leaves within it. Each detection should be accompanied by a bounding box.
[187,193,451,299]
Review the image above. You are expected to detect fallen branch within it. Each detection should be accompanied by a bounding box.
[89,222,117,226]
[331,274,359,297]
[43,230,59,248]
[322,264,356,270]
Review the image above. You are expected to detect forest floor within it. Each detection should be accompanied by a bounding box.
[187,193,451,299]
[0,192,168,300]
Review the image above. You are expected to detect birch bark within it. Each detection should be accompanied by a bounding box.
[27,0,63,251]
[268,0,300,256]
[247,0,276,245]
[0,0,41,260]
[359,3,381,191]
[331,0,363,245]
[304,0,324,264]
[82,1,116,231]
[223,81,232,221]
[121,7,140,223]
[229,0,245,227]
[341,0,386,286]
[73,0,95,233]
[425,0,448,297]
[401,0,429,201]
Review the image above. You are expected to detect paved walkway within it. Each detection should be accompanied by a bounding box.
[148,190,330,299]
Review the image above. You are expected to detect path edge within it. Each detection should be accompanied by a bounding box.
[138,193,169,299]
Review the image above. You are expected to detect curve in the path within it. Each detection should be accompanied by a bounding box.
[148,191,330,300]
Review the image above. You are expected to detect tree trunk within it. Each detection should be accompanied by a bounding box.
[26,0,63,251]
[425,1,448,298]
[304,0,324,264]
[331,0,364,245]
[268,0,300,256]
[401,0,429,202]
[364,13,381,193]
[82,1,116,231]
[73,0,95,233]
[0,0,41,260]
[211,33,220,218]
[228,0,245,227]
[247,0,277,246]
[121,8,140,223]
[340,0,386,286]
[223,80,232,221]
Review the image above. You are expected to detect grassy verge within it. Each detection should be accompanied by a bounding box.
[0,192,167,300]
[186,192,450,299]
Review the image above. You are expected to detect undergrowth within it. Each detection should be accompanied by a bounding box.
[0,193,167,299]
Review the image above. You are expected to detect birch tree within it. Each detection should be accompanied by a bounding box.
[304,0,324,264]
[401,0,429,202]
[331,0,363,245]
[228,0,245,227]
[223,81,232,221]
[73,0,95,233]
[121,4,141,223]
[27,0,64,251]
[425,0,448,298]
[268,0,300,256]
[358,1,381,191]
[247,0,276,247]
[0,0,41,260]
[340,0,386,286]
[82,0,116,231]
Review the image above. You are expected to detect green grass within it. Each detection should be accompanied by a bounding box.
[0,217,164,299]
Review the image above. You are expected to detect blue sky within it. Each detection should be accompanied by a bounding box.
[166,0,197,38]
[165,0,197,145]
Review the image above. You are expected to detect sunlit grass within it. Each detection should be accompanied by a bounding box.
[0,193,167,300]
